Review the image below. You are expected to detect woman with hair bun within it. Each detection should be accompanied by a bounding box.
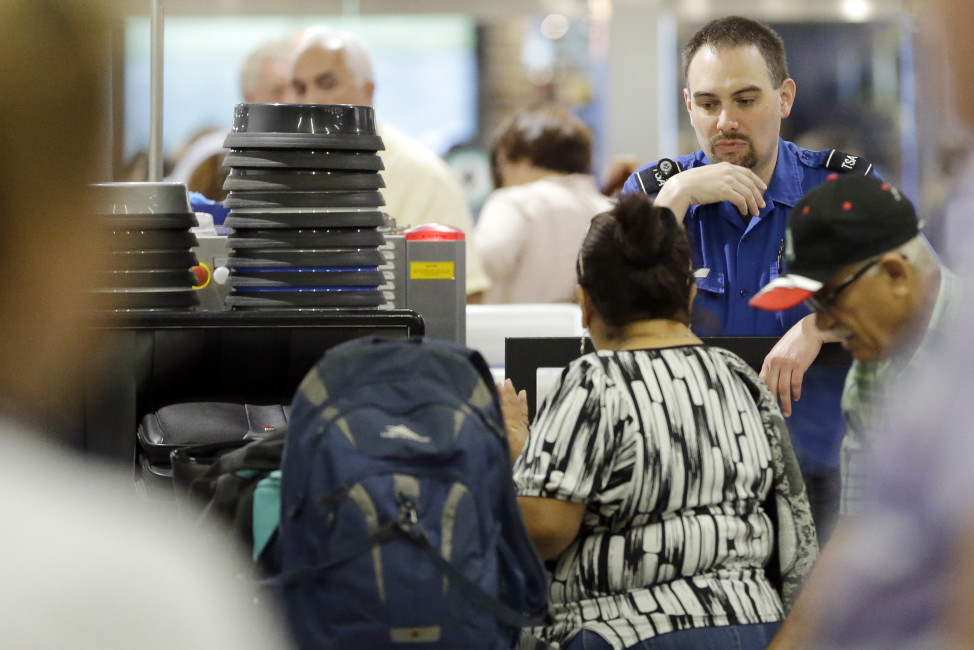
[503,193,817,650]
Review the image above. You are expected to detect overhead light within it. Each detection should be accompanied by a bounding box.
[840,0,872,22]
[540,14,570,40]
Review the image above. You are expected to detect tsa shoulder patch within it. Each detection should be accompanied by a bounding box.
[635,158,683,195]
[823,149,873,176]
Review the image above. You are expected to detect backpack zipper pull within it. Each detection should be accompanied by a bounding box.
[394,493,421,540]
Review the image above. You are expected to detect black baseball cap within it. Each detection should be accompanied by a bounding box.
[750,174,920,312]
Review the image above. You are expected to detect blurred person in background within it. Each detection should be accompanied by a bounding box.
[0,2,290,647]
[173,38,301,218]
[474,102,613,304]
[240,38,298,104]
[172,39,298,206]
[764,0,974,646]
[290,30,491,301]
[599,153,640,198]
[502,194,816,650]
[169,126,230,202]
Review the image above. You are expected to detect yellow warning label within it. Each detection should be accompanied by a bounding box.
[410,261,455,280]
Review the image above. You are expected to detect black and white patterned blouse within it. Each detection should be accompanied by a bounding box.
[513,345,817,650]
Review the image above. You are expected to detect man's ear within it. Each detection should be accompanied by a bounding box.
[779,78,796,119]
[880,252,912,295]
[683,87,693,115]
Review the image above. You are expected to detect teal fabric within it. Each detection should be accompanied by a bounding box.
[252,470,281,560]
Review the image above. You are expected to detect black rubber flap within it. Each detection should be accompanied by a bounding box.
[108,229,199,252]
[108,249,199,270]
[227,228,384,249]
[224,149,384,171]
[99,212,200,229]
[97,268,199,289]
[223,190,384,209]
[227,248,386,268]
[227,287,386,309]
[89,287,200,310]
[227,269,385,287]
[222,168,384,192]
[223,132,384,151]
[224,210,386,229]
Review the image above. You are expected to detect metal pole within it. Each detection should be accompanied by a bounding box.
[148,0,165,181]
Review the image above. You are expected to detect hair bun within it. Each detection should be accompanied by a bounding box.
[613,200,677,268]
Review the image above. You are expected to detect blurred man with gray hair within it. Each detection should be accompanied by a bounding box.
[240,38,297,104]
[290,30,490,301]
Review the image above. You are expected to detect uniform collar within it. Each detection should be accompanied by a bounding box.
[764,138,805,209]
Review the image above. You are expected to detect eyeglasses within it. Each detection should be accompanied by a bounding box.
[803,258,880,313]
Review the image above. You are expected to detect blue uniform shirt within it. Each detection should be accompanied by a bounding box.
[622,138,850,336]
[622,139,863,474]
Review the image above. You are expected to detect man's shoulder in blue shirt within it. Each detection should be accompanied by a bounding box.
[621,139,866,201]
[621,139,876,337]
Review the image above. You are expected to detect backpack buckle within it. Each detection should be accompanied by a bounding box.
[395,494,421,540]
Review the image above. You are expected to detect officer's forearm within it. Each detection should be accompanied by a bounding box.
[653,177,691,223]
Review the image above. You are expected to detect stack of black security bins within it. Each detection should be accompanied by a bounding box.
[90,182,200,311]
[222,103,389,309]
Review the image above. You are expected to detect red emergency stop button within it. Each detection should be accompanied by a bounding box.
[191,263,211,289]
[404,223,465,241]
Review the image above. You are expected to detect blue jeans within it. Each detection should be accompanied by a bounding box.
[563,623,781,650]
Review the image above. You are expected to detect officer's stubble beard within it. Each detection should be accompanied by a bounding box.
[707,133,758,169]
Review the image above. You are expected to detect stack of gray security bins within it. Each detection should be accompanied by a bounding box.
[89,181,201,311]
[222,103,389,310]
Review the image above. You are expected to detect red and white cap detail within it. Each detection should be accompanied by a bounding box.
[748,274,823,312]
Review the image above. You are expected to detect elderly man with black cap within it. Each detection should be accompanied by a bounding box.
[752,174,962,649]
[751,174,960,515]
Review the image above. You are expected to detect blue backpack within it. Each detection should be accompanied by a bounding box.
[277,337,549,649]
